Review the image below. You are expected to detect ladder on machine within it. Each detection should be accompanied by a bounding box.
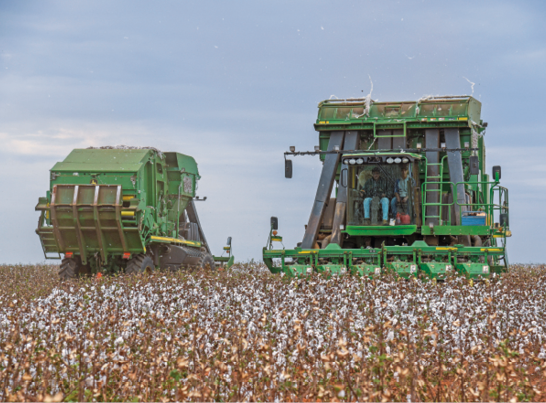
[422,159,446,225]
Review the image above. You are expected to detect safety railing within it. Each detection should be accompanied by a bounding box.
[421,179,509,228]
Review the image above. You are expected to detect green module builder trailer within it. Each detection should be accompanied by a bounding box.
[36,146,233,278]
[264,96,510,279]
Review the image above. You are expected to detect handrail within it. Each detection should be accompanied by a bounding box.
[421,179,509,227]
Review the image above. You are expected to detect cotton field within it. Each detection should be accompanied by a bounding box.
[1,264,545,402]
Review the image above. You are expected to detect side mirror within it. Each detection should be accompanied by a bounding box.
[285,159,293,179]
[271,216,278,230]
[469,156,479,175]
[226,236,232,246]
[492,165,501,181]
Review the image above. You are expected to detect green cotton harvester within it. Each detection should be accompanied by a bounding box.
[36,146,234,279]
[264,96,510,279]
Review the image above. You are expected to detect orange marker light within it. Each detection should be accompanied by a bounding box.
[122,252,131,259]
[66,252,73,258]
[273,231,278,236]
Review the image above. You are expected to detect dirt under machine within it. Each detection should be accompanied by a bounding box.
[36,147,234,279]
[264,96,510,279]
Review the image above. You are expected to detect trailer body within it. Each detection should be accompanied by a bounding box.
[36,147,233,276]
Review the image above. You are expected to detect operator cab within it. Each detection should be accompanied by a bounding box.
[343,153,422,227]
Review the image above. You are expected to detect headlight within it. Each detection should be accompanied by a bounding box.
[402,157,409,163]
[386,157,394,164]
[343,159,349,164]
[394,157,402,163]
[349,159,356,165]
[356,158,364,164]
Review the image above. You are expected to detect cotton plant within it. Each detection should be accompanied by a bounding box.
[0,263,545,401]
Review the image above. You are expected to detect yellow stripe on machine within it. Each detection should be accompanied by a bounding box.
[150,235,201,247]
[481,248,502,252]
[436,247,457,251]
[121,211,135,217]
[122,195,135,200]
[458,117,468,121]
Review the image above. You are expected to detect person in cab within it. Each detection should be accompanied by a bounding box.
[360,166,390,225]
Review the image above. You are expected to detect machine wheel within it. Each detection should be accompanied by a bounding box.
[125,254,154,275]
[198,253,215,270]
[59,257,82,280]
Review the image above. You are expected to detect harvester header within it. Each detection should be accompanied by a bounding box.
[265,96,509,279]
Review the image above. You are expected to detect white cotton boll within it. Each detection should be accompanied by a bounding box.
[114,337,124,346]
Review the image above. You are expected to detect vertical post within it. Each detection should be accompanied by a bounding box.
[425,129,440,226]
[301,132,345,249]
[377,130,392,150]
[186,200,211,254]
[176,184,181,237]
[392,129,405,149]
[49,185,65,252]
[93,185,107,264]
[445,128,466,225]
[331,131,360,245]
[72,185,89,264]
[114,185,128,255]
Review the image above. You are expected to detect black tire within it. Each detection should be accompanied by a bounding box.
[125,254,154,275]
[198,253,215,271]
[59,257,81,280]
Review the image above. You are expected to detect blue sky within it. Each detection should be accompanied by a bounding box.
[1,0,545,263]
